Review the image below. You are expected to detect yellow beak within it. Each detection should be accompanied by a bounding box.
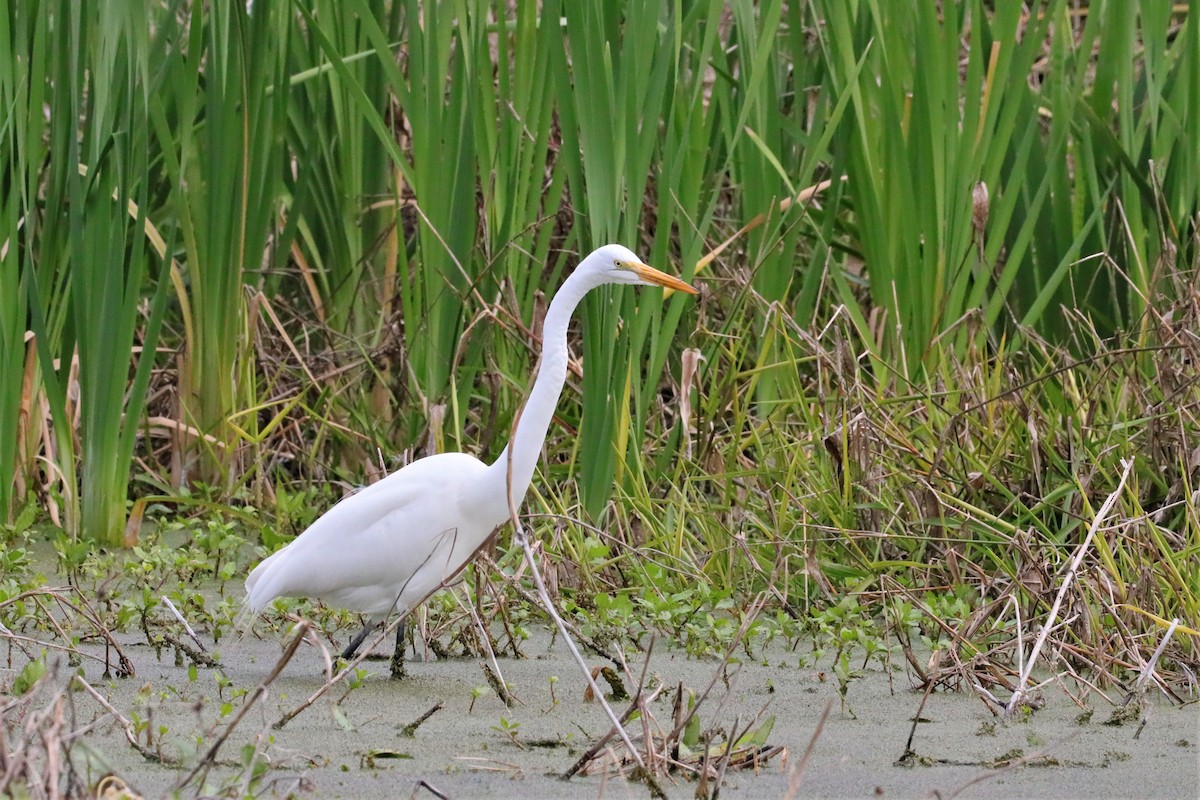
[628,261,699,295]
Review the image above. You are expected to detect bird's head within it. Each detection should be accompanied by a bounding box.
[580,244,698,294]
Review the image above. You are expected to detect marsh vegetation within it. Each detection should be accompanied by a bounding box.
[1,1,1197,797]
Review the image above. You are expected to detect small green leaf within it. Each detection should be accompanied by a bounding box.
[13,657,46,695]
[682,691,701,748]
[332,704,355,731]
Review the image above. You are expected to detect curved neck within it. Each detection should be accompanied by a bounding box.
[487,269,597,513]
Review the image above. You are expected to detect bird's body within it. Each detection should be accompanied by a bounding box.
[244,245,697,674]
[245,452,503,621]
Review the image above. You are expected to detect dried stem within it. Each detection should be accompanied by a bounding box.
[274,616,405,729]
[502,418,648,777]
[178,620,310,789]
[73,675,176,765]
[783,699,833,800]
[1006,459,1134,715]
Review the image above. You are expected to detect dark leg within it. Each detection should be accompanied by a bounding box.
[341,620,379,661]
[389,618,408,680]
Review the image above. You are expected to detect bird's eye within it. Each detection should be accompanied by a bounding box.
[613,259,622,269]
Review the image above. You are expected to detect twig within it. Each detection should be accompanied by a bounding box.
[1005,459,1134,716]
[899,665,940,764]
[409,779,451,799]
[73,676,177,765]
[783,699,834,800]
[503,418,647,776]
[710,715,743,800]
[161,595,207,653]
[457,587,514,706]
[400,702,445,738]
[160,630,219,668]
[274,616,405,729]
[177,620,310,789]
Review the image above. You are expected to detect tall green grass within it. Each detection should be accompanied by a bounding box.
[820,0,1055,372]
[0,0,1194,687]
[551,0,677,517]
[285,0,399,340]
[0,0,37,523]
[154,1,293,486]
[19,2,171,546]
[814,0,1197,371]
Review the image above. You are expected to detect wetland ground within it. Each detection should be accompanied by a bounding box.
[18,623,1195,799]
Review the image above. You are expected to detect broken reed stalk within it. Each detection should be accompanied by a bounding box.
[1130,617,1181,740]
[1133,617,1179,694]
[1005,458,1134,716]
[161,594,207,653]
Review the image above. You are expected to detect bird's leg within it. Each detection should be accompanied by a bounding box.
[340,620,379,662]
[389,618,408,680]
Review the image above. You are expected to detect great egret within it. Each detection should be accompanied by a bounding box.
[244,244,697,677]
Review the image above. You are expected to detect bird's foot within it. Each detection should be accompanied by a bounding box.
[389,655,407,680]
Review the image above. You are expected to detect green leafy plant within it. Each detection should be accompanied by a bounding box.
[491,716,523,749]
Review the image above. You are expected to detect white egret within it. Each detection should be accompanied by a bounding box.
[244,244,698,676]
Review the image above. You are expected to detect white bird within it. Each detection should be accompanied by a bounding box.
[244,244,698,676]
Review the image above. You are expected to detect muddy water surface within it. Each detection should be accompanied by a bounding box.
[45,626,1197,799]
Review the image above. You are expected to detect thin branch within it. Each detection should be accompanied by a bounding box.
[783,699,834,800]
[502,408,648,775]
[1006,459,1134,716]
[73,676,177,765]
[273,617,404,729]
[178,620,310,789]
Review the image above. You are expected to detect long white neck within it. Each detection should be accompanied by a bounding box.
[484,268,598,519]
